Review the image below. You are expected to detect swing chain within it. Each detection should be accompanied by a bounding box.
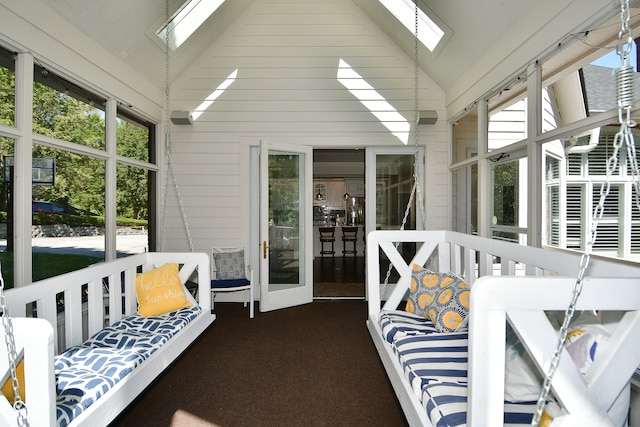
[381,0,425,289]
[158,0,195,253]
[0,266,29,426]
[533,0,636,424]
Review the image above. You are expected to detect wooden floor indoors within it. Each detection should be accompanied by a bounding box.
[313,256,365,298]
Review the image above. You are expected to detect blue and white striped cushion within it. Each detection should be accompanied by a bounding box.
[391,331,468,396]
[55,306,202,427]
[381,321,538,427]
[379,310,438,342]
[421,381,536,427]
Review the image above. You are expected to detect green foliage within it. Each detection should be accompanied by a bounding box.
[115,217,148,227]
[0,68,14,127]
[2,211,147,228]
[0,252,102,290]
[268,154,300,227]
[0,66,149,223]
[493,161,519,226]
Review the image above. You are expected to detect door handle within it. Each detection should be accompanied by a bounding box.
[263,241,268,259]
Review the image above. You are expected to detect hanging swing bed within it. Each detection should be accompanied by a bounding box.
[367,1,640,426]
[0,2,214,426]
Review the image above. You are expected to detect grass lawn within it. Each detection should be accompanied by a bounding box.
[0,252,103,289]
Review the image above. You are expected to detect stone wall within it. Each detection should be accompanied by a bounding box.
[0,224,145,238]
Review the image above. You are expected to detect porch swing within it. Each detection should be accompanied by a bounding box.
[367,1,640,426]
[0,2,214,426]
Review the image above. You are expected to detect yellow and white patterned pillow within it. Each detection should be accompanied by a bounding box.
[407,264,470,333]
[136,263,192,316]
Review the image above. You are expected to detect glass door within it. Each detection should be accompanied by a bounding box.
[259,141,313,312]
[365,146,425,300]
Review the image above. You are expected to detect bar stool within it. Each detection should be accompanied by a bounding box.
[341,226,358,256]
[319,227,335,257]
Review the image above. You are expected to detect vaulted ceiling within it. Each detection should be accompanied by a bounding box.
[33,0,626,117]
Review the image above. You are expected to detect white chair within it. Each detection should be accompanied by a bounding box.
[211,247,254,318]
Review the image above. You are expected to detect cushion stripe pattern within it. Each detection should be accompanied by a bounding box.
[391,331,469,396]
[55,306,201,427]
[379,310,537,426]
[421,382,536,427]
[379,310,438,343]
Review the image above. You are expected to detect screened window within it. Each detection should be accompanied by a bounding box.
[0,46,14,127]
[0,52,155,287]
[33,65,106,150]
[491,158,527,243]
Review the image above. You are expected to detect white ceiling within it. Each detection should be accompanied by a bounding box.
[35,0,622,114]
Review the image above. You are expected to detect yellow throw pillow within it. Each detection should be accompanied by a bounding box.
[2,358,25,403]
[136,263,192,316]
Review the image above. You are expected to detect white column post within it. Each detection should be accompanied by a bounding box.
[527,62,542,247]
[14,52,34,286]
[104,99,117,261]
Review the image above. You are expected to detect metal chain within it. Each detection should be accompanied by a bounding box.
[413,0,426,231]
[532,0,635,423]
[381,0,426,288]
[158,0,195,253]
[1,265,29,426]
[158,0,171,251]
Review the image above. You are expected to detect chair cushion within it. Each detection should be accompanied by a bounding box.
[211,278,250,289]
[213,249,246,280]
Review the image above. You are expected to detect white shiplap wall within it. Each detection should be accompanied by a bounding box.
[164,0,448,252]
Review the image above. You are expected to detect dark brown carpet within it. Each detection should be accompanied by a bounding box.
[110,301,407,427]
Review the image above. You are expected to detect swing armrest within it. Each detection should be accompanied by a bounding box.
[469,276,640,427]
[0,318,56,427]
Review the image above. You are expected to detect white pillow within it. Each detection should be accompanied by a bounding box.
[504,325,543,402]
[504,311,629,427]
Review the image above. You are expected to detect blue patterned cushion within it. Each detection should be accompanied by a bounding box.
[213,250,246,280]
[54,306,201,426]
[56,368,119,426]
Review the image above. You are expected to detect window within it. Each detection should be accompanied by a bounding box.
[0,51,156,287]
[0,47,15,126]
[491,158,527,243]
[543,124,640,260]
[488,99,527,152]
[566,185,584,250]
[156,0,227,51]
[34,65,106,150]
[545,156,561,246]
[378,0,445,52]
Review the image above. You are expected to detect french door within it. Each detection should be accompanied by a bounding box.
[259,141,313,312]
[365,146,425,300]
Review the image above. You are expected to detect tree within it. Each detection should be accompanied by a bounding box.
[0,66,149,222]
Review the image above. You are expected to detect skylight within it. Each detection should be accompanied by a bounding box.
[192,69,238,120]
[157,0,226,51]
[337,59,410,144]
[378,0,444,52]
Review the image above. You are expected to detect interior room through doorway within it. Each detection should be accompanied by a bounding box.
[312,148,366,299]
